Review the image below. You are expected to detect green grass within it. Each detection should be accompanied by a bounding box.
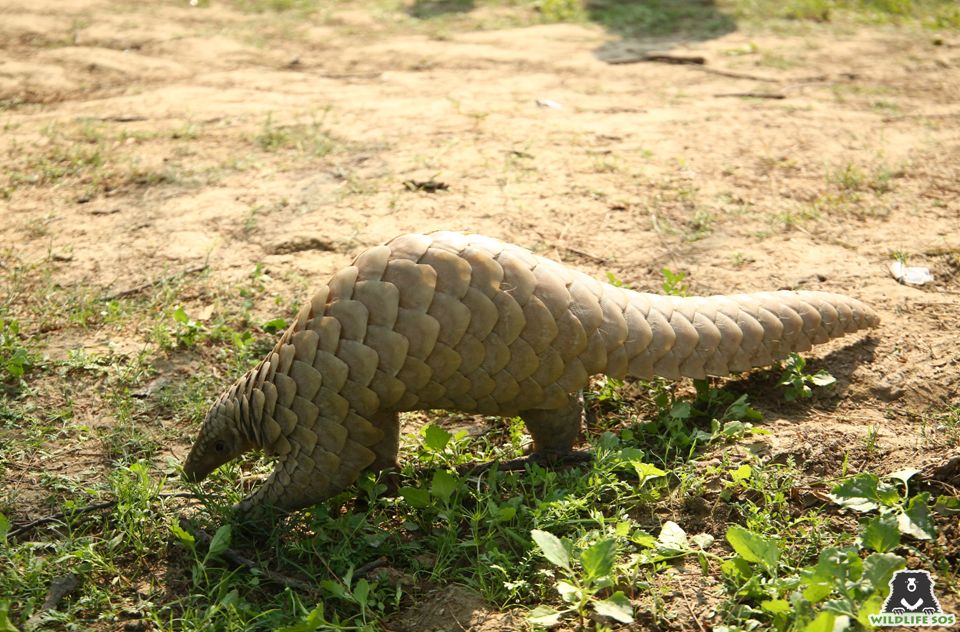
[3,367,955,629]
[1,1,958,629]
[2,122,183,202]
[1,258,957,629]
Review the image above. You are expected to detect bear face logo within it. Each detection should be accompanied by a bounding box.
[882,570,943,616]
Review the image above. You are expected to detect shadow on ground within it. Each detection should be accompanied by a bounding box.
[588,0,737,61]
[406,0,737,57]
[408,0,474,19]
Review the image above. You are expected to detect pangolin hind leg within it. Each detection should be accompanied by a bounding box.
[361,411,402,496]
[365,411,401,474]
[519,392,592,464]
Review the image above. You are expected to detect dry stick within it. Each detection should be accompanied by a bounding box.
[561,245,609,264]
[102,263,208,301]
[714,92,786,99]
[607,54,706,65]
[177,517,321,596]
[8,492,196,538]
[676,576,707,632]
[697,67,782,83]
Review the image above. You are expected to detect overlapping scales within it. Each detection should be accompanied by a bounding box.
[211,231,878,516]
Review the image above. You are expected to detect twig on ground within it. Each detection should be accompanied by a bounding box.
[101,263,208,301]
[9,492,196,538]
[676,575,707,632]
[562,246,608,264]
[607,54,706,66]
[714,92,786,99]
[92,115,149,122]
[697,67,781,83]
[177,517,321,595]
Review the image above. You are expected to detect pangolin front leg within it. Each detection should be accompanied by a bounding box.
[183,231,880,524]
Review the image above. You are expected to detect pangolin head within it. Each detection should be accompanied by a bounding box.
[182,394,256,483]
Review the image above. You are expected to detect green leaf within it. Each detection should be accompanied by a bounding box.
[320,579,349,600]
[0,513,9,544]
[556,580,581,603]
[430,470,458,504]
[875,481,901,507]
[804,611,836,632]
[206,524,232,559]
[173,307,189,323]
[617,448,665,484]
[0,601,18,632]
[594,591,634,624]
[721,556,754,585]
[898,493,936,540]
[802,580,834,604]
[886,468,920,487]
[656,521,689,555]
[761,599,792,615]
[730,464,752,484]
[630,531,657,548]
[632,462,667,486]
[531,529,571,571]
[691,533,715,549]
[170,521,196,549]
[399,487,430,508]
[726,526,780,572]
[579,538,616,580]
[810,371,836,387]
[856,594,885,629]
[861,553,904,592]
[262,317,288,334]
[670,401,692,420]
[933,495,960,515]
[276,603,327,632]
[527,605,563,627]
[831,473,878,501]
[861,513,900,553]
[422,424,451,452]
[353,578,370,606]
[829,473,886,511]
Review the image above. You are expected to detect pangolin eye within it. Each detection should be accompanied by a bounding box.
[214,440,227,453]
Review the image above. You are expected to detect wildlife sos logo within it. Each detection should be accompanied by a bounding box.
[869,570,956,627]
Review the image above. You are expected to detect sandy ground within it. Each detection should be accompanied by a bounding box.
[1,0,959,628]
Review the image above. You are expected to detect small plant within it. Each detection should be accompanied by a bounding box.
[261,317,288,334]
[604,271,625,288]
[660,268,690,297]
[832,162,866,191]
[171,521,235,588]
[721,522,906,630]
[255,113,289,151]
[637,379,765,455]
[779,353,836,401]
[829,470,938,540]
[172,306,207,348]
[527,529,634,627]
[0,318,34,385]
[537,0,584,22]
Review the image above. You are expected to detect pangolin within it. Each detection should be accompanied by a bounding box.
[183,232,879,522]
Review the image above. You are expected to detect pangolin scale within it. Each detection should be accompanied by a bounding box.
[183,232,879,521]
